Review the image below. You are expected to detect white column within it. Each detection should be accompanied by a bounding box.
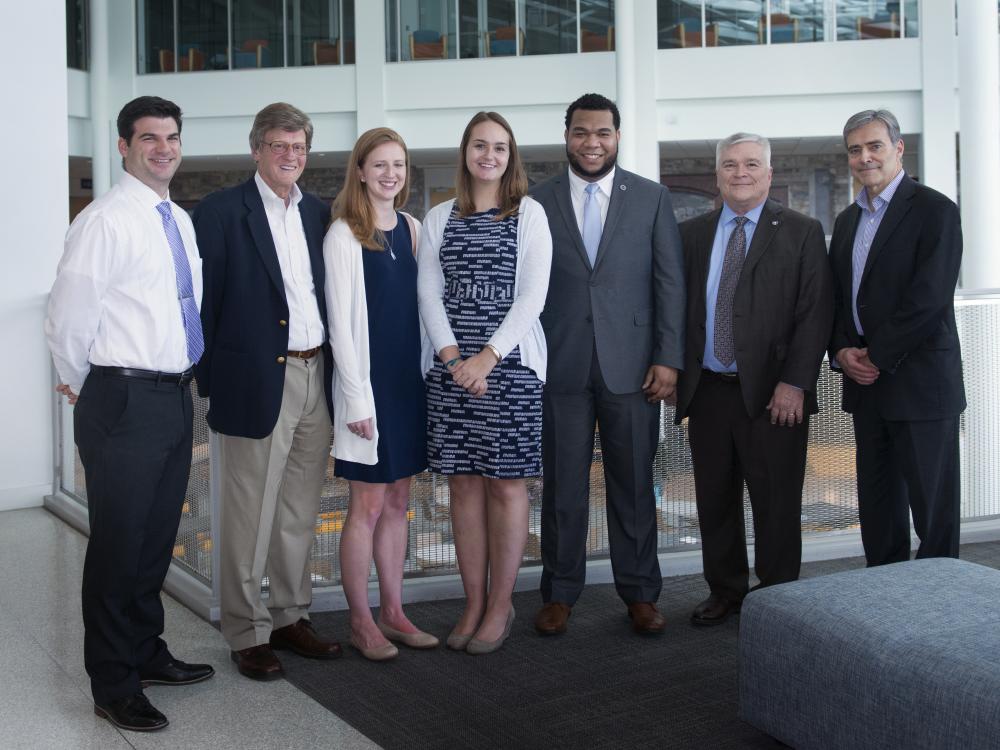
[957,0,1000,290]
[917,0,957,203]
[89,0,112,196]
[353,0,387,137]
[0,0,69,509]
[615,0,659,182]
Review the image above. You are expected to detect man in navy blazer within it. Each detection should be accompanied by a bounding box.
[194,102,340,681]
[829,109,966,566]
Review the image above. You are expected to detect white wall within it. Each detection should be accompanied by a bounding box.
[0,0,69,509]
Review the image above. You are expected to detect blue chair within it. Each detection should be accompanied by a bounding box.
[409,29,447,59]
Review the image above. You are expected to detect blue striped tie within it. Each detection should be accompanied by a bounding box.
[156,202,204,364]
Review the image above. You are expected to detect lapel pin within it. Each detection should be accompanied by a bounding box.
[620,185,626,191]
[771,220,779,226]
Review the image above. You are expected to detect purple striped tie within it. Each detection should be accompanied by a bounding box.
[157,202,204,364]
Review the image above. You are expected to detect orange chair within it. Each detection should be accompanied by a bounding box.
[409,30,447,59]
[158,49,174,72]
[483,26,523,57]
[179,47,205,71]
[581,26,614,52]
[313,40,339,65]
[858,13,899,39]
[759,13,799,43]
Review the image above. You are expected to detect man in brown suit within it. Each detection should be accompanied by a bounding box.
[674,132,833,626]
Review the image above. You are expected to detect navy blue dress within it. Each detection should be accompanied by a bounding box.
[335,213,427,483]
[425,208,543,478]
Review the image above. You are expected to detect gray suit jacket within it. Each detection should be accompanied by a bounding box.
[531,167,685,394]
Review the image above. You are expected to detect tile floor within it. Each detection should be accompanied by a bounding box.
[0,507,378,750]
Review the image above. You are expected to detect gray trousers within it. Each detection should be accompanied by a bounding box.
[218,356,332,651]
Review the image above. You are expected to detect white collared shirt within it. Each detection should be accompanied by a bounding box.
[567,165,616,235]
[45,171,203,393]
[254,172,325,350]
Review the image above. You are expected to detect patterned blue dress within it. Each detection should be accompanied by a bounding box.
[425,208,543,478]
[335,213,427,483]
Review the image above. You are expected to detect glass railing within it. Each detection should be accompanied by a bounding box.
[385,0,614,62]
[137,0,355,74]
[657,0,919,49]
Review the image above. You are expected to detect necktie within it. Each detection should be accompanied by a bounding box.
[157,201,204,365]
[714,216,749,367]
[582,182,602,267]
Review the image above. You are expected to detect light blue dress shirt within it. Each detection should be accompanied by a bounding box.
[703,201,765,373]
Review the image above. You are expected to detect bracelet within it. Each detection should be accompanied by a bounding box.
[445,357,461,369]
[484,344,502,363]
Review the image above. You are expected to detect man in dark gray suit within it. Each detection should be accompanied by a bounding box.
[531,93,685,636]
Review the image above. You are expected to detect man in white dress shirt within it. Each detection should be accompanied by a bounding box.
[193,103,339,681]
[46,96,214,732]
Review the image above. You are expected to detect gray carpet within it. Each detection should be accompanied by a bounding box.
[286,541,1000,750]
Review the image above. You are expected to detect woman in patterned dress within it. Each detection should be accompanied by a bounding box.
[417,112,552,654]
[324,128,437,661]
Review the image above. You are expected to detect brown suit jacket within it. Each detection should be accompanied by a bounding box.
[675,199,833,421]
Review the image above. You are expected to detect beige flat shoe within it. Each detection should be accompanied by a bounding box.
[349,635,398,662]
[466,607,515,655]
[446,629,474,651]
[377,622,439,649]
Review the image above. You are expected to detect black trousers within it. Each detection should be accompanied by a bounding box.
[74,368,193,704]
[852,394,961,566]
[540,351,662,606]
[687,375,808,602]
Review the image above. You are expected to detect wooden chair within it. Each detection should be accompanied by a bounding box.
[158,49,174,72]
[858,12,899,39]
[234,38,270,68]
[483,26,523,57]
[178,45,205,71]
[409,29,447,59]
[312,40,339,65]
[581,26,614,52]
[667,18,718,48]
[759,13,799,43]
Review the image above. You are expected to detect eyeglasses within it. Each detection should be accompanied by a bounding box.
[265,141,309,156]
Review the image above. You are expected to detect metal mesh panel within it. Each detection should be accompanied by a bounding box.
[59,296,1000,591]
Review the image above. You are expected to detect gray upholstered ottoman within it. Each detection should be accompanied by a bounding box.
[738,557,1000,750]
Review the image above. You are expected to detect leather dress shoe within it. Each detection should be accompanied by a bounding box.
[139,658,215,687]
[94,692,168,732]
[534,602,571,636]
[690,593,742,626]
[377,621,439,649]
[270,619,343,660]
[627,602,666,635]
[231,644,284,681]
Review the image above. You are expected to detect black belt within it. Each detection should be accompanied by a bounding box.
[701,369,739,383]
[93,365,194,386]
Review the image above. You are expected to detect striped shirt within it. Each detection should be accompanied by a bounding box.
[851,169,905,335]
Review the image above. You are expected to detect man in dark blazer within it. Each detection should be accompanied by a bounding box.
[829,109,965,567]
[194,102,340,681]
[675,133,833,626]
[531,93,686,636]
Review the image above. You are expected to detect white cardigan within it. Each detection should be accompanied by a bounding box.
[323,213,424,465]
[416,196,552,381]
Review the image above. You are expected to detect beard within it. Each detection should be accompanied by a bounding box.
[566,147,617,181]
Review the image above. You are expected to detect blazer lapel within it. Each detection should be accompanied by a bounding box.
[552,173,592,271]
[860,175,915,284]
[592,170,627,273]
[244,179,287,300]
[742,199,781,274]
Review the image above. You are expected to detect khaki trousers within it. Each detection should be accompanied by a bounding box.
[218,356,331,651]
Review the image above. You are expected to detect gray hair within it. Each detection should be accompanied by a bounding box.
[842,109,901,148]
[249,102,314,152]
[715,132,771,170]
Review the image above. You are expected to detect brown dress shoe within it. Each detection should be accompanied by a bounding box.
[230,644,284,681]
[690,594,741,627]
[627,602,666,635]
[534,602,571,635]
[270,619,343,659]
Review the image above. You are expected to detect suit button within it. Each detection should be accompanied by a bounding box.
[585,315,592,323]
[279,319,288,326]
[276,356,286,364]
